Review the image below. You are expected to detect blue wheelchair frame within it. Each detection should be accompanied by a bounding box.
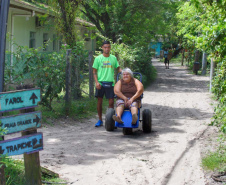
[115,72,143,128]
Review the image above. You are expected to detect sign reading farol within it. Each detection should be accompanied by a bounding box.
[0,133,43,156]
[0,111,41,134]
[0,88,41,112]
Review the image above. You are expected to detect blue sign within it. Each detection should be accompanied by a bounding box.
[0,111,41,134]
[0,88,41,112]
[0,133,43,156]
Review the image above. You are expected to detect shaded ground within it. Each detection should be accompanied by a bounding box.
[9,59,219,185]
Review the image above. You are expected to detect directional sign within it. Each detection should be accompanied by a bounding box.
[0,88,41,113]
[0,133,43,156]
[0,111,41,134]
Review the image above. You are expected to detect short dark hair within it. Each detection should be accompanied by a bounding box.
[102,40,110,46]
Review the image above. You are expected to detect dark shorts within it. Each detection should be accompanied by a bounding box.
[164,57,169,64]
[95,86,114,99]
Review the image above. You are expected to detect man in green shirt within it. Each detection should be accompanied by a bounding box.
[93,41,122,127]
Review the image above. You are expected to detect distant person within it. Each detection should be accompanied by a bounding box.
[164,49,169,69]
[113,68,144,125]
[92,40,122,127]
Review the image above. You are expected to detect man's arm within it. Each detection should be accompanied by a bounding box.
[117,67,122,73]
[93,68,101,89]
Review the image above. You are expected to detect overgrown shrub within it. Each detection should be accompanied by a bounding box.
[212,59,226,133]
[110,43,156,86]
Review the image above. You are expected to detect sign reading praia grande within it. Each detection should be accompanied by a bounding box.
[0,88,41,112]
[0,133,43,156]
[0,111,41,134]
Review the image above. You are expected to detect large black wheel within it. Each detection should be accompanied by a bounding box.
[142,109,152,133]
[105,108,115,131]
[123,128,133,135]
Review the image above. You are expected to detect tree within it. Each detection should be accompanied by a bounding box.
[80,0,175,45]
[176,0,226,133]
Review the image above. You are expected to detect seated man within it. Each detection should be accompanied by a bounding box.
[112,68,144,124]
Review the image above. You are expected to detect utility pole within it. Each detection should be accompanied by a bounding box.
[201,52,207,75]
[0,1,10,184]
[0,0,10,92]
[209,58,215,93]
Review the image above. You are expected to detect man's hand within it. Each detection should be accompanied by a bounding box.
[96,82,101,89]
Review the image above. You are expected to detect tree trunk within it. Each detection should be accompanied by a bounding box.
[194,50,200,62]
[65,49,72,115]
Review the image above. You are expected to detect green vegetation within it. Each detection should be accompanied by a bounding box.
[38,97,109,122]
[202,142,226,172]
[176,0,226,135]
[176,0,226,175]
[2,157,66,185]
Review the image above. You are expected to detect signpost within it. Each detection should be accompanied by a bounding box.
[0,133,43,156]
[0,88,41,112]
[0,88,42,185]
[0,111,41,134]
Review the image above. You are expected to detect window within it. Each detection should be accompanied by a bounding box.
[29,32,36,48]
[83,29,91,41]
[43,33,48,51]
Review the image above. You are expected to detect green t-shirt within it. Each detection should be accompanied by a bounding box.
[92,54,119,85]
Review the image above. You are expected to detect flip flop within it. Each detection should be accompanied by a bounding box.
[112,115,124,123]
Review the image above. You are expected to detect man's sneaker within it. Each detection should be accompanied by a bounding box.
[95,120,103,127]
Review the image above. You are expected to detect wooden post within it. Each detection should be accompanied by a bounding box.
[209,58,215,93]
[65,49,72,115]
[89,51,94,98]
[181,49,184,66]
[0,112,5,185]
[16,85,42,185]
[0,1,10,183]
[0,0,10,92]
[0,164,6,185]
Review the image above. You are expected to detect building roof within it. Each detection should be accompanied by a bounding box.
[9,0,95,27]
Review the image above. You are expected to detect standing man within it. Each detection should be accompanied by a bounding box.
[92,40,122,127]
[164,48,169,69]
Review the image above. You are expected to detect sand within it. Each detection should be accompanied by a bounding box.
[8,59,220,185]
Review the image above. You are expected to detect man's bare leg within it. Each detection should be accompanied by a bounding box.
[97,97,103,121]
[108,98,114,108]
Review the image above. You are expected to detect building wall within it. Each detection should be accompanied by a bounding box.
[6,8,96,53]
[149,42,162,58]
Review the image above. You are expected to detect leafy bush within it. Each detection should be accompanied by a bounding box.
[5,41,88,110]
[6,46,66,110]
[110,43,156,86]
[212,60,226,133]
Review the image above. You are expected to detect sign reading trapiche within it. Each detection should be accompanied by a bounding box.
[0,133,43,156]
[0,111,41,134]
[0,88,41,112]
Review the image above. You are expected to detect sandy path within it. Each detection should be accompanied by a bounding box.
[39,59,215,185]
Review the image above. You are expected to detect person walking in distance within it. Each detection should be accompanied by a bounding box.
[92,41,122,127]
[164,48,169,69]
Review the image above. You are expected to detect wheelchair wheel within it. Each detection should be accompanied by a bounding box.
[105,108,115,131]
[142,109,152,133]
[123,128,133,135]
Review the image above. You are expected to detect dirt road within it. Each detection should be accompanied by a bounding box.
[40,59,215,185]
